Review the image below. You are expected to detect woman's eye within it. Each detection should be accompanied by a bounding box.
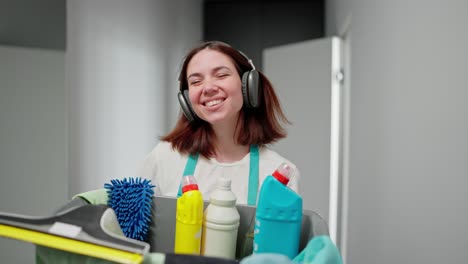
[189,80,201,85]
[217,73,228,78]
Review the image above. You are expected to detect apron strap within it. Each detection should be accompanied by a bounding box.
[178,145,259,206]
[247,145,259,206]
[177,152,199,197]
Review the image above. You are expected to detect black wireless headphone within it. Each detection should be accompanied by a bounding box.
[177,43,260,122]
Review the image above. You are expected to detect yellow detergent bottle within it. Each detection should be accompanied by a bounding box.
[174,175,204,255]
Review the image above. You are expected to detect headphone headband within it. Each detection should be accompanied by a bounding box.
[206,41,256,71]
[235,49,256,71]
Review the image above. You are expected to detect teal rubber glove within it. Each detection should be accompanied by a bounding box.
[73,188,109,205]
[240,253,293,264]
[292,235,343,264]
[143,253,166,264]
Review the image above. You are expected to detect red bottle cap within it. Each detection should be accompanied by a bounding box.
[272,162,293,185]
[181,175,199,193]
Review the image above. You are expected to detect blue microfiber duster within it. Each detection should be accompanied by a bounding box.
[104,177,155,241]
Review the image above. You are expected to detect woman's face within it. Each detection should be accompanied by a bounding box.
[186,48,244,126]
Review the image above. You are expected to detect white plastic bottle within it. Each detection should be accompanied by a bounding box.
[201,177,240,259]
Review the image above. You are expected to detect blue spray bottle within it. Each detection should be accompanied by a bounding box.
[253,162,303,259]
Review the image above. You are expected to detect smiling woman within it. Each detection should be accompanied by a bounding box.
[137,41,301,205]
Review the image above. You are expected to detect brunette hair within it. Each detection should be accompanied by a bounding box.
[161,41,290,157]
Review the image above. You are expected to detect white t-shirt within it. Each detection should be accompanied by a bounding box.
[137,141,301,205]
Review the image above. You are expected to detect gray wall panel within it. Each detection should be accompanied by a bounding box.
[326,1,468,263]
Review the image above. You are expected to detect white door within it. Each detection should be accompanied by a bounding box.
[263,37,343,242]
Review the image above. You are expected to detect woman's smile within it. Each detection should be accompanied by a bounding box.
[204,98,225,107]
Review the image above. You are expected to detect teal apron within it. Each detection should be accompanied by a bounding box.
[177,145,259,206]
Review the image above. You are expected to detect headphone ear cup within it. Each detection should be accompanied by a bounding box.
[178,90,197,122]
[241,71,251,107]
[241,70,260,108]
